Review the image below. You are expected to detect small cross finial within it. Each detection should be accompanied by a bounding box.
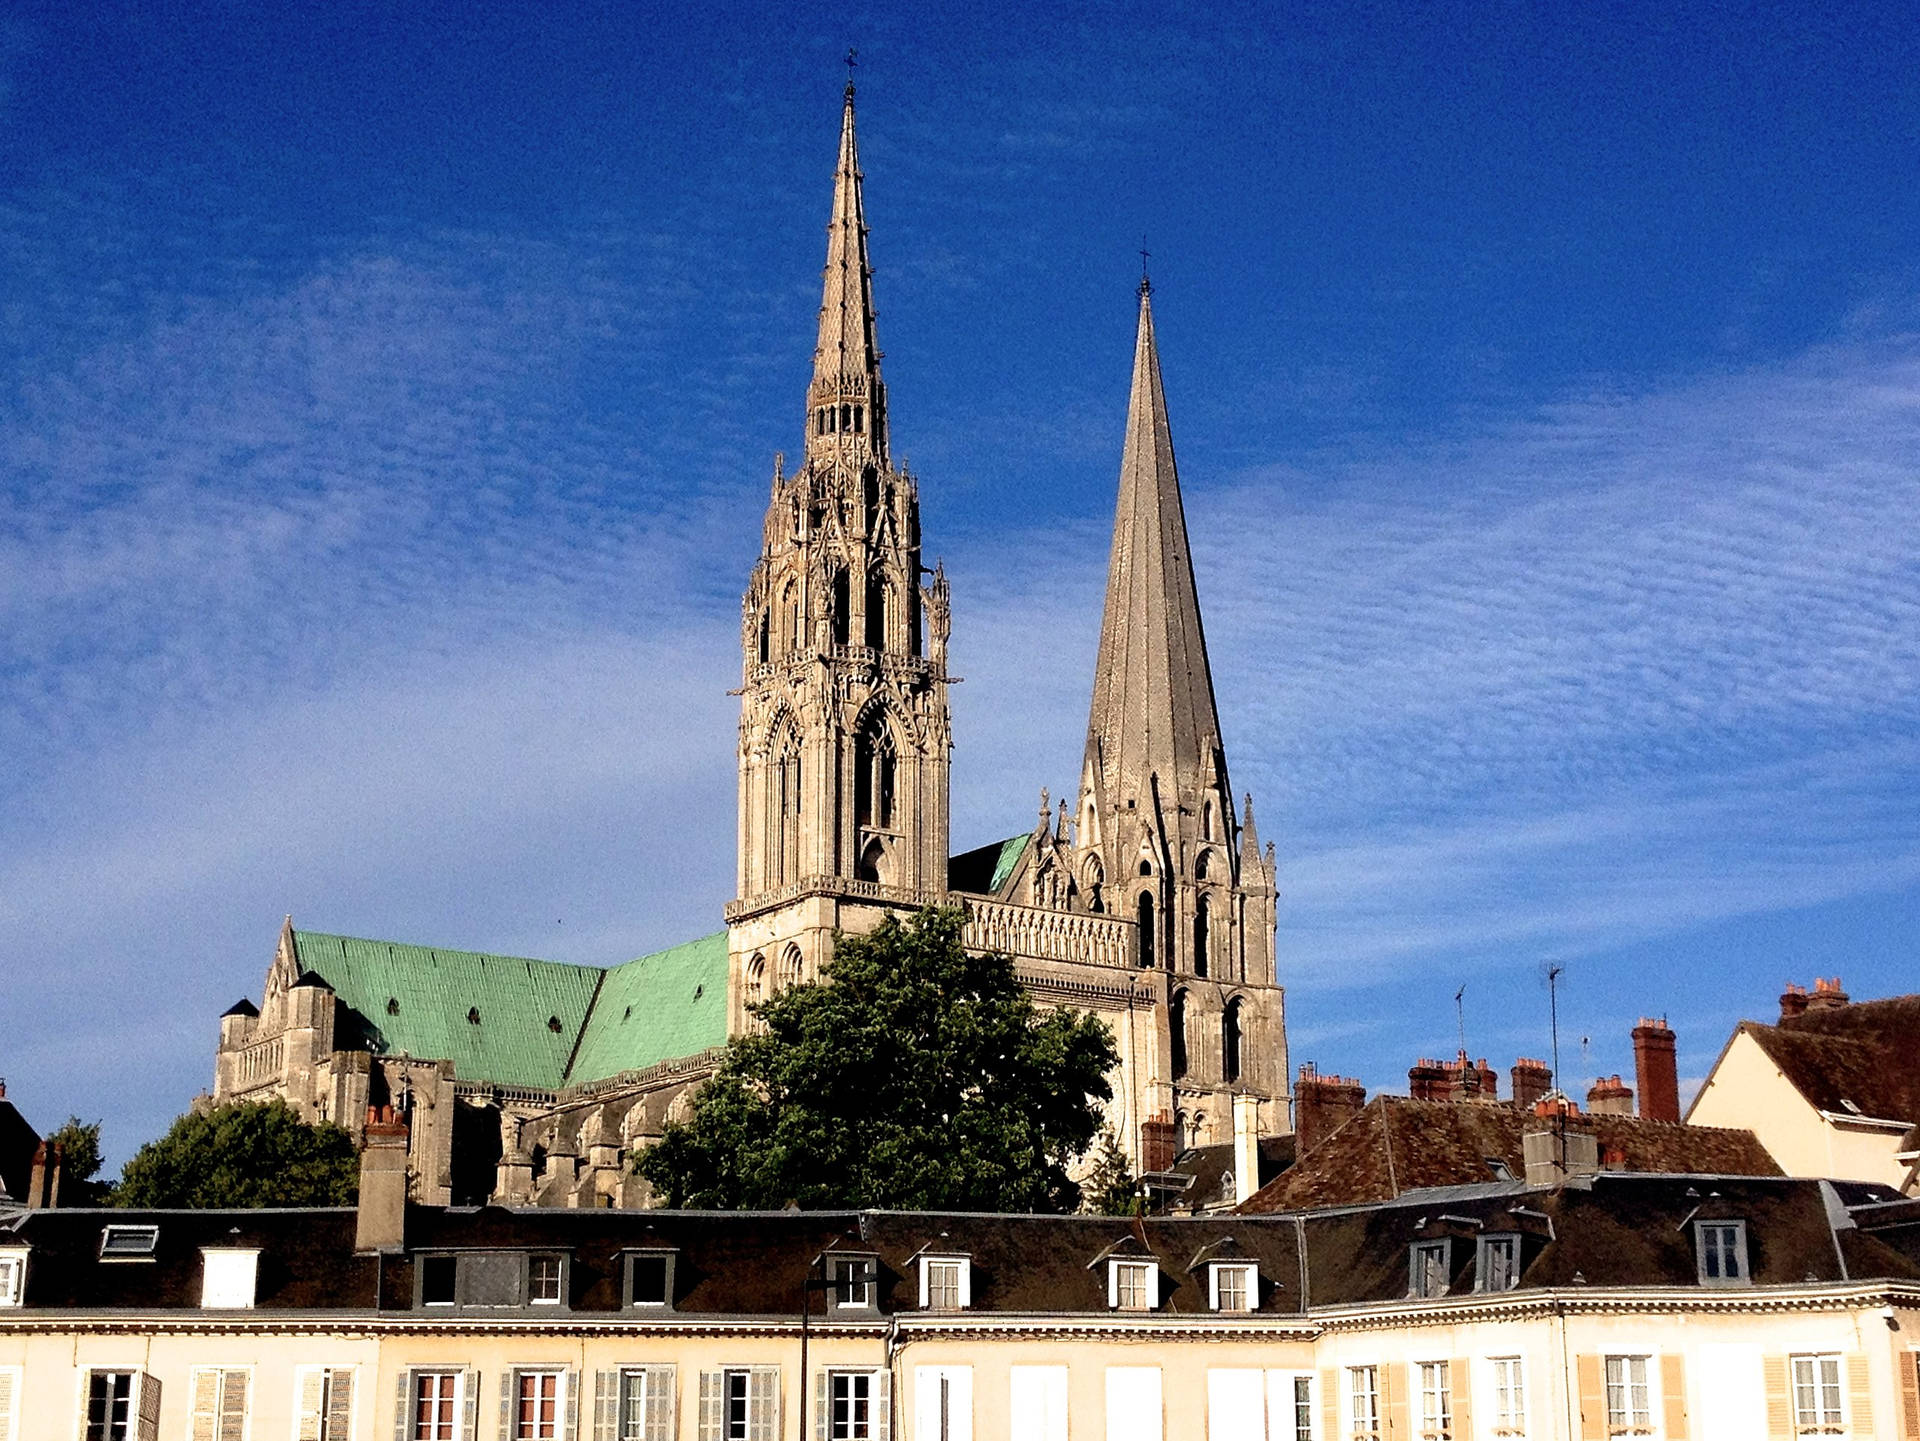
[1139,237,1151,296]
[845,47,858,97]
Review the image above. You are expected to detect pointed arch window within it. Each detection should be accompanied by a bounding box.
[1085,856,1105,914]
[1193,894,1211,979]
[778,944,804,990]
[865,571,889,649]
[863,468,881,532]
[853,716,897,834]
[1223,997,1244,1083]
[782,580,800,655]
[1136,891,1156,968]
[831,570,851,647]
[745,954,767,1016]
[757,609,770,664]
[1170,990,1189,1080]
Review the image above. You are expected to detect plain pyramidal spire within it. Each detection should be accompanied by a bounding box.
[1083,279,1227,808]
[805,77,887,466]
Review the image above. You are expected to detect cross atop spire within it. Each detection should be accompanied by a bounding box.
[805,80,886,467]
[1082,283,1226,825]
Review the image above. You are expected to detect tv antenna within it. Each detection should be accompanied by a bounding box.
[1546,964,1564,1087]
[1454,984,1467,1055]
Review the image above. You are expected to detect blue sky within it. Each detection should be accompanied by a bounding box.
[3,3,1917,1165]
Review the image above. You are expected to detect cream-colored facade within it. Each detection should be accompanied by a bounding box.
[5,1292,1920,1439]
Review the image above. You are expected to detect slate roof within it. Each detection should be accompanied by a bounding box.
[947,833,1029,896]
[0,1098,40,1204]
[1734,995,1920,1124]
[1239,1095,1781,1213]
[292,929,729,1092]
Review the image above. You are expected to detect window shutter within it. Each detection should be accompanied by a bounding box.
[593,1371,617,1441]
[328,1371,355,1441]
[1450,1358,1472,1441]
[0,1371,13,1441]
[1900,1350,1920,1440]
[1381,1364,1406,1441]
[748,1368,779,1441]
[1319,1369,1337,1441]
[1847,1353,1873,1437]
[192,1370,222,1441]
[1660,1355,1687,1441]
[501,1372,516,1441]
[696,1372,723,1441]
[1761,1355,1791,1440]
[395,1374,412,1441]
[218,1371,249,1441]
[464,1371,481,1441]
[814,1370,830,1441]
[565,1370,582,1441]
[138,1373,164,1441]
[297,1371,327,1441]
[1575,1355,1605,1441]
[644,1367,675,1441]
[870,1371,891,1441]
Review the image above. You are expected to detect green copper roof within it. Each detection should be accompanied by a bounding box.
[290,928,730,1093]
[566,932,730,1086]
[947,832,1030,895]
[292,932,603,1091]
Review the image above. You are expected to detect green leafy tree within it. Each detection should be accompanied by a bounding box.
[116,1100,358,1208]
[1080,1127,1141,1216]
[639,906,1119,1211]
[45,1116,107,1205]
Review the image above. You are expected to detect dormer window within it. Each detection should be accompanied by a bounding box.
[1477,1234,1520,1292]
[1208,1262,1257,1312]
[0,1247,25,1306]
[625,1249,676,1309]
[99,1225,158,1261]
[1108,1258,1158,1311]
[414,1250,572,1310]
[1409,1239,1450,1299]
[1695,1220,1749,1286]
[528,1253,564,1305]
[200,1247,260,1309]
[831,1255,877,1309]
[919,1255,970,1310]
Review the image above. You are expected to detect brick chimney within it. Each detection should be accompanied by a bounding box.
[26,1139,62,1209]
[1632,1016,1680,1122]
[1778,982,1809,1022]
[1586,1074,1634,1115]
[1408,1058,1450,1102]
[1294,1065,1367,1155]
[355,1106,409,1254]
[1806,976,1850,1013]
[1510,1058,1552,1110]
[1140,1115,1176,1174]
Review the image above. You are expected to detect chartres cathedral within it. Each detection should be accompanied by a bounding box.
[212,85,1291,1207]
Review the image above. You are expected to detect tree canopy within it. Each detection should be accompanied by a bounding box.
[45,1116,108,1205]
[637,906,1119,1211]
[115,1100,358,1208]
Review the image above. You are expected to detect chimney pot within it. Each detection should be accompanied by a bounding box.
[1631,1017,1681,1123]
[1294,1065,1366,1155]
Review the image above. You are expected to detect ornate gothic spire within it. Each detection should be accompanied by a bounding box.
[1082,280,1226,814]
[806,82,887,468]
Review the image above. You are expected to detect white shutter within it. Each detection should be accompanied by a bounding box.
[191,1370,223,1441]
[463,1371,481,1441]
[1105,1368,1163,1441]
[565,1372,581,1441]
[326,1372,355,1441]
[913,1368,971,1441]
[217,1371,249,1441]
[643,1367,675,1441]
[871,1372,892,1441]
[594,1371,617,1441]
[500,1372,516,1441]
[1009,1367,1067,1441]
[815,1371,831,1441]
[697,1373,723,1441]
[394,1374,412,1441]
[297,1370,327,1441]
[748,1368,779,1441]
[0,1370,13,1441]
[1206,1371,1263,1441]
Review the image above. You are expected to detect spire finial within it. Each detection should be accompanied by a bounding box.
[1138,237,1151,297]
[845,47,858,99]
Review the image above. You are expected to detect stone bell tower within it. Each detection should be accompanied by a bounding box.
[724,82,953,1029]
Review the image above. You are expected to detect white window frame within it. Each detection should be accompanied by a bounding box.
[1602,1355,1652,1436]
[510,1369,569,1441]
[292,1365,356,1441]
[0,1250,23,1307]
[97,1225,158,1261]
[1265,1371,1316,1441]
[828,1370,875,1441]
[527,1254,565,1306]
[1414,1360,1450,1441]
[1477,1234,1520,1292]
[1009,1366,1067,1441]
[913,1365,972,1441]
[80,1369,147,1441]
[1348,1366,1382,1441]
[831,1255,877,1309]
[1488,1356,1526,1437]
[1790,1353,1844,1435]
[1409,1240,1450,1298]
[918,1255,970,1310]
[1208,1261,1257,1313]
[408,1370,467,1441]
[1108,1258,1158,1311]
[1694,1220,1749,1286]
